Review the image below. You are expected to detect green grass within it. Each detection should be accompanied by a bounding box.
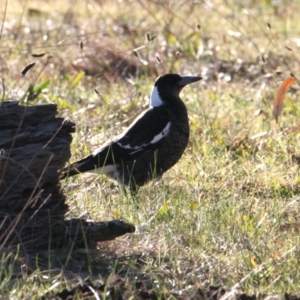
[2,0,300,298]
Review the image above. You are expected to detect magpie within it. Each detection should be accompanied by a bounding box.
[61,74,201,192]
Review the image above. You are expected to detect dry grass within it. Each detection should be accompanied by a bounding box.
[2,0,300,298]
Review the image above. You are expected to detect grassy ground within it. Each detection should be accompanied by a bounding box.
[2,0,300,298]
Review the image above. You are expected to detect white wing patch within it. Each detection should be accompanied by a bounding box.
[117,143,141,150]
[117,122,171,155]
[150,86,163,107]
[92,146,105,156]
[149,122,171,144]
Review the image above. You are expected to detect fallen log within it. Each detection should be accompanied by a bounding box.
[0,101,135,252]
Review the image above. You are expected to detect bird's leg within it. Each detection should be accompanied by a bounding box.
[128,183,141,208]
[129,182,138,196]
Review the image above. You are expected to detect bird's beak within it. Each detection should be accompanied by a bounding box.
[178,76,202,87]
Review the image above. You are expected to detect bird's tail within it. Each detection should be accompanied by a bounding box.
[60,155,96,179]
[60,146,119,179]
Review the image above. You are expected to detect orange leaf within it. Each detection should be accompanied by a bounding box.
[273,76,295,123]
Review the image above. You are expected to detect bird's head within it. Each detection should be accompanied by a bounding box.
[150,74,201,107]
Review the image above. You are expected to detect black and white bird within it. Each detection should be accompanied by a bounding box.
[61,74,201,192]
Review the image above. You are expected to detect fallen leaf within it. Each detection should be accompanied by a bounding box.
[273,76,295,123]
[250,256,259,268]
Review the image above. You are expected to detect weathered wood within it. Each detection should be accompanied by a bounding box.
[0,101,135,251]
[0,101,74,215]
[1,216,135,250]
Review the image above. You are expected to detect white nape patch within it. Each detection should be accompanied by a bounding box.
[150,86,163,107]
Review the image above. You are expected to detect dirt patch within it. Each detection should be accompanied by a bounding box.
[44,279,300,300]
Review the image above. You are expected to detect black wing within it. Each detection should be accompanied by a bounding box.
[61,106,170,178]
